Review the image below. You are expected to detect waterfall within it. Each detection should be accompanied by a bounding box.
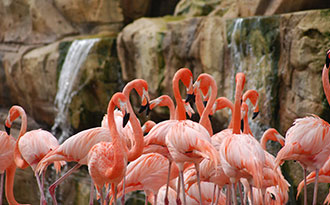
[52,38,100,142]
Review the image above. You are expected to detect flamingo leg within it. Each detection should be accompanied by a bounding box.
[154,193,158,205]
[312,169,319,205]
[232,183,237,205]
[114,185,118,205]
[194,163,202,205]
[303,168,307,205]
[176,173,181,205]
[215,186,220,205]
[211,184,216,205]
[179,170,187,205]
[99,187,104,205]
[249,184,253,205]
[238,182,244,205]
[145,192,148,205]
[226,184,231,205]
[89,178,94,205]
[164,160,172,205]
[0,173,4,205]
[35,172,46,205]
[49,163,81,205]
[121,175,126,205]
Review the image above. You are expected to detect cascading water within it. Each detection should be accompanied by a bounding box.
[52,38,100,143]
[228,17,279,140]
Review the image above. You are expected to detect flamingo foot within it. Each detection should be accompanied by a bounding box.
[176,198,182,205]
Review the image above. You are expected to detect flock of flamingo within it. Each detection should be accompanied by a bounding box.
[1,50,330,205]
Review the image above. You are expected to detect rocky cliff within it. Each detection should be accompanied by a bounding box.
[1,0,330,204]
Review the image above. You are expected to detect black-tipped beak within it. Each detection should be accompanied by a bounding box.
[326,51,330,68]
[139,101,150,116]
[5,124,10,135]
[123,113,130,128]
[203,101,207,107]
[252,111,259,119]
[185,93,196,103]
[241,119,244,132]
[270,193,276,200]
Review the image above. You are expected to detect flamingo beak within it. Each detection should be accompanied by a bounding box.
[123,112,130,128]
[139,89,150,115]
[252,111,259,119]
[5,124,10,135]
[185,93,195,103]
[139,100,150,116]
[326,50,330,69]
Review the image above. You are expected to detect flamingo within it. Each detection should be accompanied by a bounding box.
[112,153,179,205]
[87,92,131,205]
[36,79,149,205]
[165,72,220,205]
[0,129,21,205]
[241,102,289,202]
[141,120,156,135]
[274,50,330,205]
[143,68,197,204]
[296,157,330,204]
[219,73,265,205]
[185,180,227,205]
[4,105,65,205]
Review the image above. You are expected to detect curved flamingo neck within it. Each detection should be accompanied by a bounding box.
[260,128,283,150]
[241,103,252,135]
[214,97,234,128]
[107,94,126,177]
[122,81,144,161]
[173,71,187,121]
[233,73,245,134]
[199,77,217,136]
[8,106,27,139]
[7,106,29,169]
[160,96,176,120]
[322,65,330,106]
[195,90,205,117]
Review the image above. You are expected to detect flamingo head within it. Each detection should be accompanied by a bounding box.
[242,89,259,119]
[149,95,167,110]
[326,49,330,69]
[133,79,150,115]
[175,68,194,103]
[193,73,215,107]
[4,105,26,134]
[114,93,130,128]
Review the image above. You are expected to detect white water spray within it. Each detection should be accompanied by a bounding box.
[52,38,100,142]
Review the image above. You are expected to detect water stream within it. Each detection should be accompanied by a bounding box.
[52,38,100,143]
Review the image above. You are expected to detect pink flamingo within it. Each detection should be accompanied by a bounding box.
[219,73,265,205]
[112,153,179,205]
[141,120,156,135]
[36,79,149,205]
[165,72,220,205]
[185,180,226,205]
[143,68,197,204]
[87,92,131,205]
[296,157,330,204]
[0,129,21,205]
[274,50,330,205]
[5,105,65,205]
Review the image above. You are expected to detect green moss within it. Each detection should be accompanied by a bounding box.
[320,9,330,18]
[56,41,72,87]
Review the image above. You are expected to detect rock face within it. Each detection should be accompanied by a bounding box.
[1,0,330,204]
[117,8,330,204]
